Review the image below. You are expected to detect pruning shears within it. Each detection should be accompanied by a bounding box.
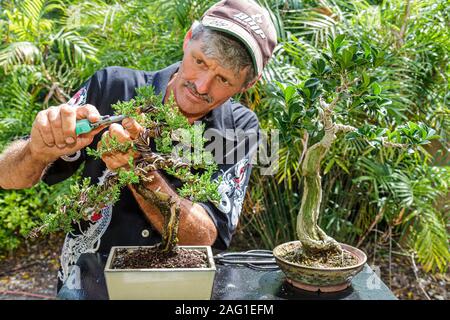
[75,115,126,135]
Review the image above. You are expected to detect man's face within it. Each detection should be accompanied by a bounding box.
[168,38,249,120]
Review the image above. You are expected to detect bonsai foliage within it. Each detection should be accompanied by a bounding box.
[30,86,221,253]
[268,35,440,264]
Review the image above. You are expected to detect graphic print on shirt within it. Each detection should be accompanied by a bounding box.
[58,169,116,284]
[67,87,87,107]
[217,157,250,229]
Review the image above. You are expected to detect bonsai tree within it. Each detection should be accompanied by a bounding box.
[269,35,439,267]
[29,86,221,254]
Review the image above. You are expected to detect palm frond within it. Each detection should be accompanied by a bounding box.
[51,29,98,66]
[6,0,61,41]
[414,207,450,273]
[0,42,42,72]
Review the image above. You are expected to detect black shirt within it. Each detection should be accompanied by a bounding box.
[42,63,259,293]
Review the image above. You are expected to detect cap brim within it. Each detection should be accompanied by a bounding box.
[202,15,263,75]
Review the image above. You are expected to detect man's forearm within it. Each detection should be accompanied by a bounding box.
[129,183,218,246]
[0,139,50,189]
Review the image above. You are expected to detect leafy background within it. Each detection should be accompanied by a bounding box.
[0,0,448,280]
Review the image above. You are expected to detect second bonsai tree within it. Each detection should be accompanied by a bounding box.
[270,34,439,290]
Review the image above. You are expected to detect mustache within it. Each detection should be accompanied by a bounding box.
[184,81,213,104]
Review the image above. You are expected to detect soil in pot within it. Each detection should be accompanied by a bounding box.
[282,248,359,268]
[111,246,209,269]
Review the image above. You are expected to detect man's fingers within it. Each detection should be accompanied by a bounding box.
[76,104,101,122]
[102,153,132,171]
[108,123,131,143]
[47,107,66,148]
[61,125,105,154]
[29,103,104,162]
[69,134,93,152]
[122,118,143,140]
[34,111,55,147]
[90,129,115,156]
[60,104,77,145]
[79,125,107,141]
[99,130,111,148]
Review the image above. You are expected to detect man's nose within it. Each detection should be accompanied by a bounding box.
[195,73,214,94]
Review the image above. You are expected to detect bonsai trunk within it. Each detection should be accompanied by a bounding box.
[135,183,180,253]
[132,129,186,253]
[297,142,341,254]
[296,100,356,255]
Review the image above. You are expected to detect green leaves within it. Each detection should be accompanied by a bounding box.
[2,0,98,73]
[329,34,347,56]
[303,78,321,101]
[87,136,134,159]
[283,85,296,104]
[345,124,387,146]
[391,122,440,145]
[0,183,53,251]
[0,42,42,71]
[53,29,98,67]
[340,46,357,69]
[117,161,140,185]
[312,58,329,75]
[327,34,379,71]
[415,209,450,273]
[371,82,382,95]
[344,121,440,152]
[176,166,221,204]
[154,95,190,130]
[112,100,139,119]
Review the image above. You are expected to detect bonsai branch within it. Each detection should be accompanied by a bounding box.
[381,139,408,148]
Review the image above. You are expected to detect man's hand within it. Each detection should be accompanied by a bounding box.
[28,104,106,164]
[100,118,144,171]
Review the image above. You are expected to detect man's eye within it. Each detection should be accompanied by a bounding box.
[195,58,203,65]
[219,76,229,84]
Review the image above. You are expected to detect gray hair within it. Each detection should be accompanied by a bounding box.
[190,23,257,88]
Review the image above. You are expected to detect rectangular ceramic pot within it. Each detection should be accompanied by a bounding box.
[104,245,216,300]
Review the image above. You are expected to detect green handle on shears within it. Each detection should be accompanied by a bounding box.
[75,115,126,136]
[75,119,93,135]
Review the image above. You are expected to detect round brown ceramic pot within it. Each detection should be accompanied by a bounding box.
[273,241,367,292]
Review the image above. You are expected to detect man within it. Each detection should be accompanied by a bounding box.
[0,0,277,299]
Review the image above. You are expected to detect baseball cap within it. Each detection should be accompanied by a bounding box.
[201,0,277,76]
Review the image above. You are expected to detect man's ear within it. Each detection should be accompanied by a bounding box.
[183,21,199,50]
[240,75,261,92]
[183,28,193,51]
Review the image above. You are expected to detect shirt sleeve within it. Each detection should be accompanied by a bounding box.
[42,72,103,186]
[200,107,260,250]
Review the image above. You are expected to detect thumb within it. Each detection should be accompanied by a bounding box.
[122,118,143,139]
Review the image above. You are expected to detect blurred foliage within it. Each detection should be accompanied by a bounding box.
[0,172,77,253]
[0,0,448,273]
